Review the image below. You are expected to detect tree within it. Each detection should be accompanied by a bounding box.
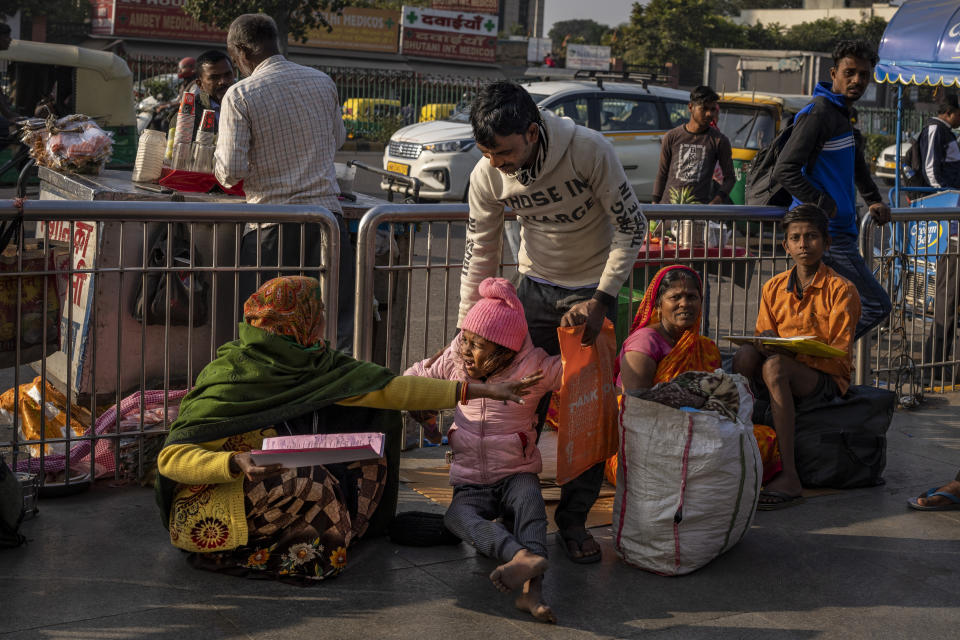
[619,0,748,79]
[182,0,428,55]
[776,16,887,53]
[547,19,610,54]
[0,0,91,44]
[617,0,889,84]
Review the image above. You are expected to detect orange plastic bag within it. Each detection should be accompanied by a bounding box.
[555,319,619,485]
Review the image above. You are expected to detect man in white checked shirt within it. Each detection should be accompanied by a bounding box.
[215,13,354,352]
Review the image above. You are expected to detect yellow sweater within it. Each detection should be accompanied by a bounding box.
[158,376,456,552]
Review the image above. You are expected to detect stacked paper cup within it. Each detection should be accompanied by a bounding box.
[132,129,167,182]
[171,92,197,170]
[190,109,216,173]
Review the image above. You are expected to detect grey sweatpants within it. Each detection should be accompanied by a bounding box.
[444,472,547,562]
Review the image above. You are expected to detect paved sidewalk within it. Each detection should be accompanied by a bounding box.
[3,393,959,640]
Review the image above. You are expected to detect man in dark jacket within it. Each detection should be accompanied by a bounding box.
[914,95,960,189]
[915,96,960,384]
[773,40,891,340]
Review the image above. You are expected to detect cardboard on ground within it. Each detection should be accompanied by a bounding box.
[250,432,385,467]
[723,335,847,358]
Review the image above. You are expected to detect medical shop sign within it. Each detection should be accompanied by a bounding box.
[91,0,226,43]
[431,0,499,12]
[401,5,499,63]
[300,8,400,54]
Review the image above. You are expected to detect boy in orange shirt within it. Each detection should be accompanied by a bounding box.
[733,204,861,510]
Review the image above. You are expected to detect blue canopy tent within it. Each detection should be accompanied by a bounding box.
[875,0,960,205]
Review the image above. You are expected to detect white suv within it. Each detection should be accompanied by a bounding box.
[382,80,690,202]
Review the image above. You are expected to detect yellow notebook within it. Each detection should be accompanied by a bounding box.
[723,335,847,358]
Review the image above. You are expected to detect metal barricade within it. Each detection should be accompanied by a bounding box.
[353,203,787,368]
[0,199,340,488]
[352,203,789,447]
[857,208,960,394]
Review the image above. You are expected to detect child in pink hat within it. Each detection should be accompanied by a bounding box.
[405,277,562,624]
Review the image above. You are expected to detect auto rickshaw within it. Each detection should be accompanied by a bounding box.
[716,91,810,204]
[0,40,137,183]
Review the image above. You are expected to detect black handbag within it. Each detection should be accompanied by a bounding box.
[132,222,209,326]
[792,385,896,489]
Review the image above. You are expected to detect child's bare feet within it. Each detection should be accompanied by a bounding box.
[489,549,547,592]
[515,575,556,624]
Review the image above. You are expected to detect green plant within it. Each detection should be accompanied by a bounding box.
[669,185,698,204]
[864,133,896,164]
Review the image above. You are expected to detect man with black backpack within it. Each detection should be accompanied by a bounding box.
[772,40,891,340]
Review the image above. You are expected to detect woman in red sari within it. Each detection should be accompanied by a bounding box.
[617,265,720,394]
[611,264,780,484]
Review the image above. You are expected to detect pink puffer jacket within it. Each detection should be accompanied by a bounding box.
[404,332,562,486]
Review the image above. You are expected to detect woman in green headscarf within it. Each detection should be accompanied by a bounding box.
[156,276,538,583]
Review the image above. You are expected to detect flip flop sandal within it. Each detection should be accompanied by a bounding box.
[907,488,960,511]
[556,528,602,564]
[757,490,805,511]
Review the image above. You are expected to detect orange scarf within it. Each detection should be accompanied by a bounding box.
[607,266,723,485]
[243,276,326,348]
[617,265,721,384]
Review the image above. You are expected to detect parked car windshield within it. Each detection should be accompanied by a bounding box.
[717,105,777,150]
[446,93,550,124]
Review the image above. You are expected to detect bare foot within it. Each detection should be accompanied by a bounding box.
[515,575,556,624]
[758,470,803,506]
[489,549,548,592]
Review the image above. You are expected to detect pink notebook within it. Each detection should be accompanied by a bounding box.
[250,432,385,468]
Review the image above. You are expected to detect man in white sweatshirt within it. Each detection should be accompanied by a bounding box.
[459,82,646,564]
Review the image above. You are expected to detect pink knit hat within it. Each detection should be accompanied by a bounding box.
[461,277,527,352]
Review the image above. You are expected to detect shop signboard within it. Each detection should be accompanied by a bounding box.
[431,0,499,12]
[91,0,226,43]
[36,221,98,388]
[566,44,611,71]
[90,0,115,36]
[300,8,400,53]
[401,5,499,63]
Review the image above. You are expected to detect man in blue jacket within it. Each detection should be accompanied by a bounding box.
[774,40,891,340]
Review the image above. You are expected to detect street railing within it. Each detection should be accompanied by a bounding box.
[6,197,960,479]
[0,199,339,487]
[858,208,960,396]
[353,203,787,367]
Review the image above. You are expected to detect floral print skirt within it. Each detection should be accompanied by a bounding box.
[187,459,387,585]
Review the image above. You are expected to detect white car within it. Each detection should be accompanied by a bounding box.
[874,141,913,184]
[382,80,690,202]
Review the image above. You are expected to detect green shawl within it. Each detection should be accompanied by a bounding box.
[155,323,398,530]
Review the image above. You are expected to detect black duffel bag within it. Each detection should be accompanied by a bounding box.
[756,385,896,489]
[793,385,896,489]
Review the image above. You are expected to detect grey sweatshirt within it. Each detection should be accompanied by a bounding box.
[458,110,646,323]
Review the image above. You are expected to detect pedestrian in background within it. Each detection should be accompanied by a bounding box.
[215,13,355,353]
[773,39,891,340]
[652,85,735,205]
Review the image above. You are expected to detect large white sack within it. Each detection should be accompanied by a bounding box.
[612,373,762,575]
